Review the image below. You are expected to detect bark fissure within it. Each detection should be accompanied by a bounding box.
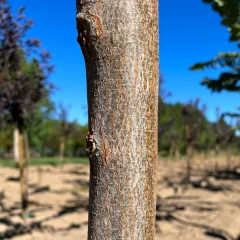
[77,0,158,239]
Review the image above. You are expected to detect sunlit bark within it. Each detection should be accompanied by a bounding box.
[77,0,159,238]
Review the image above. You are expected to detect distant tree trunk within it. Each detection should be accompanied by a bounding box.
[175,146,180,159]
[186,145,192,183]
[37,156,42,185]
[14,127,19,162]
[76,0,159,239]
[169,138,175,158]
[226,147,232,169]
[59,136,65,162]
[203,149,208,159]
[18,129,28,220]
[24,132,30,162]
[215,142,220,156]
[185,125,193,183]
[169,138,180,159]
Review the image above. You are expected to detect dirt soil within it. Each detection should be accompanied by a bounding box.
[0,156,240,240]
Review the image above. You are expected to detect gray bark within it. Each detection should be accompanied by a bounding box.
[76,0,159,239]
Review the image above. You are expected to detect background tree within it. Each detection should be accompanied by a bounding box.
[158,75,174,156]
[76,0,159,238]
[26,96,55,157]
[157,99,216,158]
[0,0,53,219]
[182,98,208,182]
[57,103,75,163]
[190,0,240,94]
[213,108,235,156]
[68,124,88,157]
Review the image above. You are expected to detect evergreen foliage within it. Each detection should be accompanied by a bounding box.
[190,0,240,94]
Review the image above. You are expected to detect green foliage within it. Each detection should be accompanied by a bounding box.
[0,96,238,158]
[0,112,88,157]
[190,52,240,92]
[57,103,76,138]
[191,52,240,71]
[202,0,240,44]
[157,98,231,155]
[0,1,53,132]
[158,102,184,149]
[221,106,240,119]
[0,127,12,153]
[26,97,55,152]
[190,0,240,93]
[68,124,88,157]
[0,157,89,168]
[29,119,88,157]
[17,48,56,151]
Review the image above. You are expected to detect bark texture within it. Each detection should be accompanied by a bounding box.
[76,0,159,239]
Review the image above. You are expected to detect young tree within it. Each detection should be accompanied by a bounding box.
[182,98,205,183]
[69,124,88,157]
[158,75,174,157]
[57,103,75,163]
[26,96,55,156]
[0,0,53,219]
[214,108,236,167]
[76,1,159,238]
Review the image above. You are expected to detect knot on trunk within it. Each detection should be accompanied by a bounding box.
[76,10,103,60]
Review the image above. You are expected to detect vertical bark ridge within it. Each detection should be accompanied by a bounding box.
[77,0,159,239]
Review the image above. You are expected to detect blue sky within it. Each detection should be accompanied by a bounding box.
[10,0,239,125]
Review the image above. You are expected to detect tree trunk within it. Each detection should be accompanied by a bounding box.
[76,1,159,239]
[185,125,193,183]
[59,136,65,163]
[169,138,180,159]
[169,138,174,158]
[215,143,220,156]
[24,132,30,162]
[13,127,19,162]
[203,149,208,160]
[175,146,180,160]
[37,156,42,185]
[18,130,28,220]
[226,147,232,170]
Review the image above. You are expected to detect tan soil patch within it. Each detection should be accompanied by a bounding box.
[0,157,239,239]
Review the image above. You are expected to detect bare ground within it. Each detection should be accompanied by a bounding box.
[0,156,240,240]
